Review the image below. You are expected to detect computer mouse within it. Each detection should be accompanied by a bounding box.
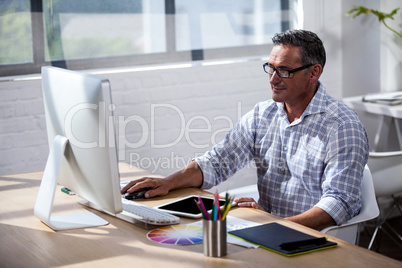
[123,190,147,200]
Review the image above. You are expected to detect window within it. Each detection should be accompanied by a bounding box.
[0,1,33,66]
[42,1,166,61]
[176,1,283,50]
[0,0,300,77]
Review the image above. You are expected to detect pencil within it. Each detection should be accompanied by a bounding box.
[198,196,210,220]
[215,191,222,220]
[221,197,233,221]
[194,200,207,220]
[221,192,230,217]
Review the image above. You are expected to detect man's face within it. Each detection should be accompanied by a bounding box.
[268,45,314,108]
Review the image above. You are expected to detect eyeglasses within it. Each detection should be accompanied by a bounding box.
[263,63,313,78]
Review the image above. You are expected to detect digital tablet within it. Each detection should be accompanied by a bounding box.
[154,195,227,218]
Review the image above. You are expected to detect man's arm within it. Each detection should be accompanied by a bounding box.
[285,207,335,230]
[235,198,335,230]
[121,161,203,198]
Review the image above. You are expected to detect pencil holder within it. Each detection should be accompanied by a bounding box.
[202,218,227,257]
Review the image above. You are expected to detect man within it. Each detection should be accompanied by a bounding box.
[121,30,369,230]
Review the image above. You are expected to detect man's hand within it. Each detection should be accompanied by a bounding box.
[234,197,264,210]
[121,160,204,199]
[121,177,171,199]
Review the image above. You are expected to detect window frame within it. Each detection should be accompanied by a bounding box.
[0,0,293,77]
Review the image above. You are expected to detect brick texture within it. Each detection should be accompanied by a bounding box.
[0,60,269,192]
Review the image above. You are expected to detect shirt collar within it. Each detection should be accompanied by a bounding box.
[301,81,327,119]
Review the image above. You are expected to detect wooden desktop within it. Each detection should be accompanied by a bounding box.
[0,163,400,267]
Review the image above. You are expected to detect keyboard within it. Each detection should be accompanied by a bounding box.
[118,198,180,226]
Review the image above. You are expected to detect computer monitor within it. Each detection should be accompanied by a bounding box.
[34,66,122,231]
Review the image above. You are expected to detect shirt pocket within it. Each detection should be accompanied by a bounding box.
[291,135,327,194]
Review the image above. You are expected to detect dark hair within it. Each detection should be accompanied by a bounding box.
[272,30,326,71]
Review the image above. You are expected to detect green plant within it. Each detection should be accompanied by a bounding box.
[345,6,402,38]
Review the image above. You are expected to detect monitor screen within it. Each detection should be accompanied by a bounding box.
[35,66,122,230]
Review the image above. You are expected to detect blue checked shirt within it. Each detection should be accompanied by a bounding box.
[195,82,369,225]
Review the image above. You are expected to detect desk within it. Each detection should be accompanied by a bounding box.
[0,163,400,268]
[343,95,402,151]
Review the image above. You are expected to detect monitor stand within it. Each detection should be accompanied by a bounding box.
[34,135,109,231]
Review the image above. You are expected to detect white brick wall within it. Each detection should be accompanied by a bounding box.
[0,59,269,192]
[0,0,391,191]
[0,78,49,176]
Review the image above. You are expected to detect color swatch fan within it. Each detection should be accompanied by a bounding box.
[147,225,203,245]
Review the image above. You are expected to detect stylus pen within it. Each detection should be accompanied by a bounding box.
[280,237,327,251]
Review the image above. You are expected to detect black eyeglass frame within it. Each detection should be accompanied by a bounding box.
[263,63,314,78]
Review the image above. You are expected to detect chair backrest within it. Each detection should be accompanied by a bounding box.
[353,165,380,223]
[317,165,379,242]
[324,165,379,229]
[368,151,402,197]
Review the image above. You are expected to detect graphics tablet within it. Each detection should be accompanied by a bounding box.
[154,195,226,218]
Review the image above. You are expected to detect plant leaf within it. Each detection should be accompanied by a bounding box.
[345,6,402,38]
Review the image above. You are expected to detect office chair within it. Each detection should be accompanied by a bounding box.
[321,165,379,245]
[224,165,380,245]
[366,151,402,250]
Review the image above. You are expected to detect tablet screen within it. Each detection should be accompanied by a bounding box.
[155,195,226,218]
